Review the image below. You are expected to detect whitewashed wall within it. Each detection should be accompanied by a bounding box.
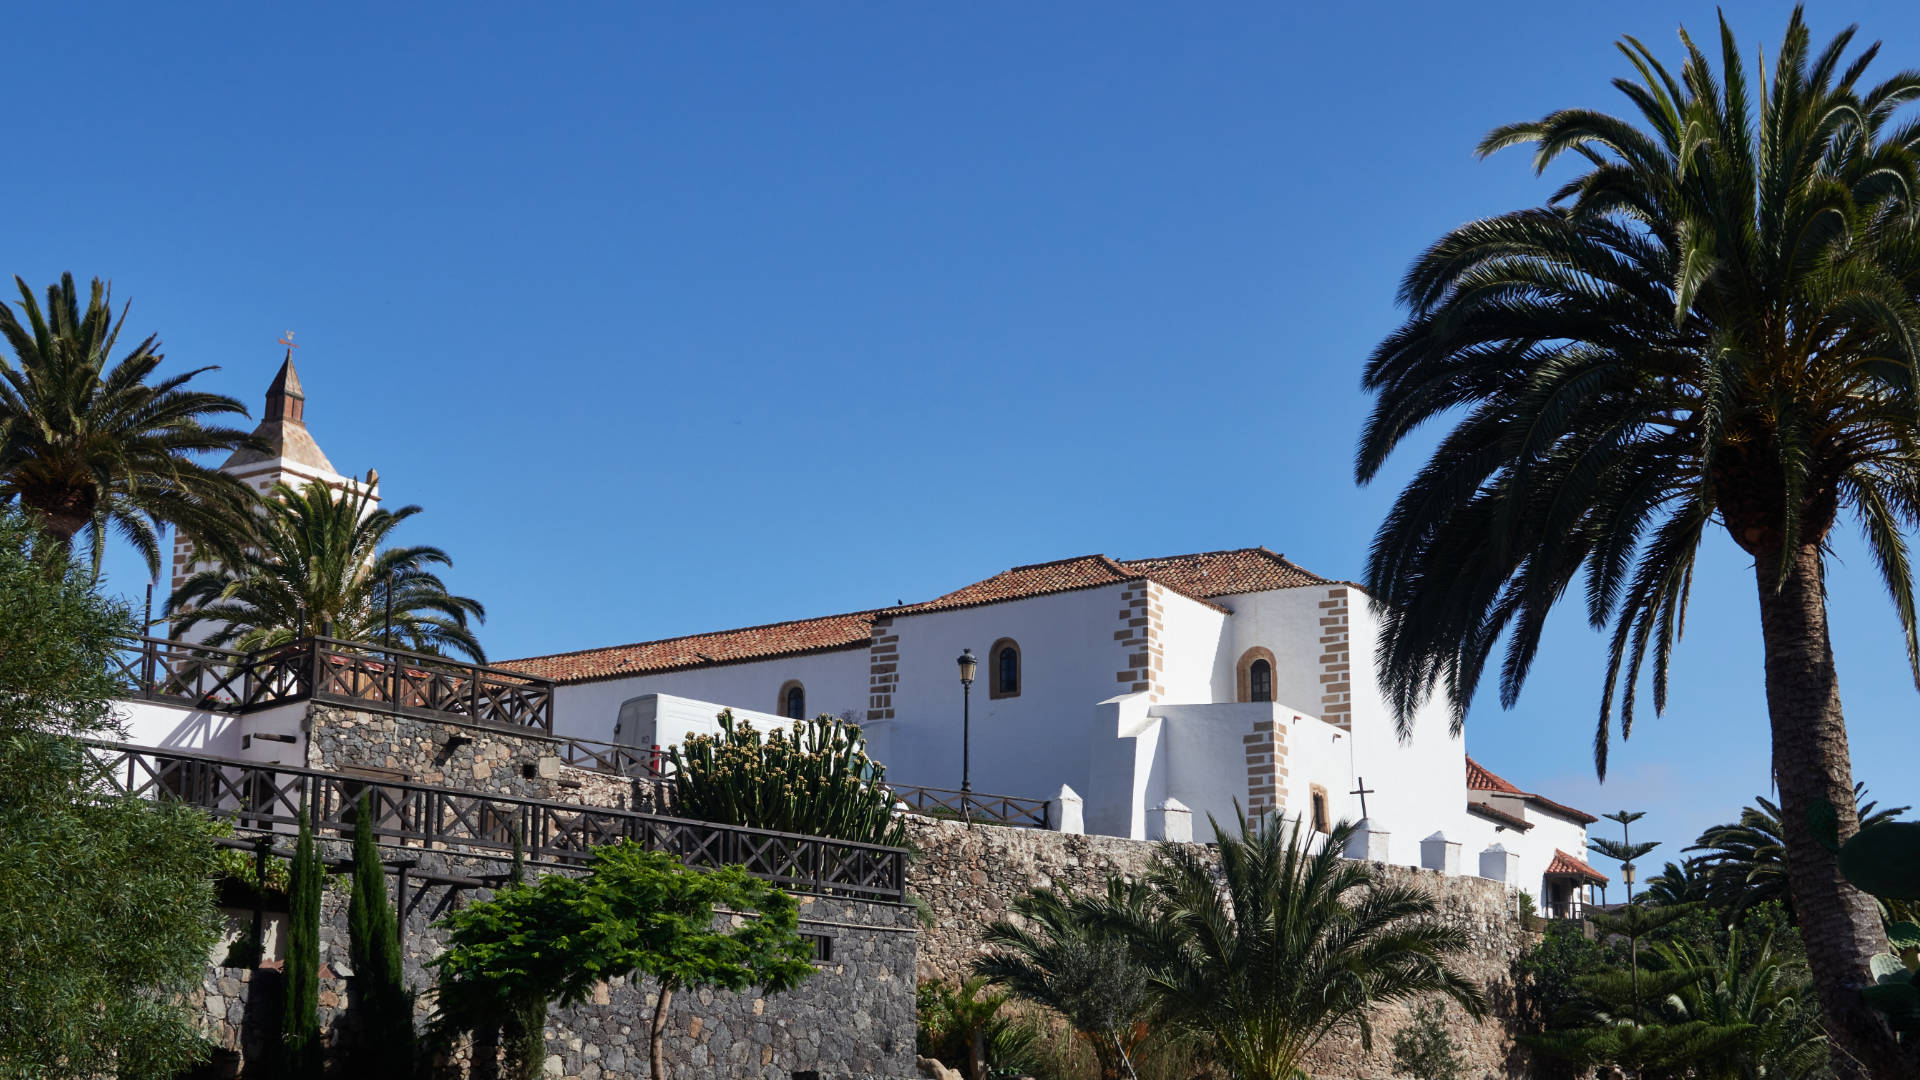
[1226,586,1335,711]
[114,700,242,755]
[545,647,870,745]
[1154,588,1230,704]
[882,585,1133,799]
[609,694,798,754]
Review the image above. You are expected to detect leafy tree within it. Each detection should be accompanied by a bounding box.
[169,480,486,660]
[281,813,324,1080]
[1112,811,1484,1080]
[1354,9,1920,1072]
[432,842,815,1080]
[976,878,1157,1080]
[0,505,223,1078]
[1390,1001,1466,1080]
[0,273,256,575]
[669,709,906,847]
[347,793,414,1075]
[1688,787,1906,922]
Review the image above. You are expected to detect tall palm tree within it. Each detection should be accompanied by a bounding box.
[168,481,486,661]
[0,273,257,576]
[1690,786,1907,921]
[1355,11,1920,1073]
[1112,811,1484,1080]
[975,878,1157,1080]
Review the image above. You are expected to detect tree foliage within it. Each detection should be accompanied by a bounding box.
[669,709,906,847]
[281,814,324,1080]
[347,794,414,1075]
[169,480,486,660]
[975,878,1158,1080]
[1111,811,1484,1080]
[432,842,815,1080]
[1687,787,1906,921]
[0,273,256,576]
[0,505,223,1079]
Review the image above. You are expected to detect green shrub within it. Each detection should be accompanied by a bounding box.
[669,710,905,847]
[1390,1001,1465,1080]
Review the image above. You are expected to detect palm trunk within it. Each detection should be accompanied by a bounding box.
[1753,544,1906,1079]
[649,979,675,1080]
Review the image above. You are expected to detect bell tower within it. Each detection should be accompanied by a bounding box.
[167,340,380,611]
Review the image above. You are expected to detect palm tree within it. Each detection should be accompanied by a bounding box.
[1689,785,1907,921]
[1112,810,1484,1080]
[168,481,485,661]
[1651,928,1832,1080]
[1643,859,1711,907]
[0,273,257,576]
[975,878,1157,1080]
[1355,11,1920,1072]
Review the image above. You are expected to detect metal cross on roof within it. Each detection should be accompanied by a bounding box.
[1350,777,1376,821]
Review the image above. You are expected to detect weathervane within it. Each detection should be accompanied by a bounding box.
[278,330,299,350]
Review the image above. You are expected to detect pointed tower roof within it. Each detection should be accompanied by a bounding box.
[223,352,338,472]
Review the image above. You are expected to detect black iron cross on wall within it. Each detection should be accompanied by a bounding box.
[1350,777,1376,820]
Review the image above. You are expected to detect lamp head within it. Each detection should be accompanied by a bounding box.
[957,648,977,686]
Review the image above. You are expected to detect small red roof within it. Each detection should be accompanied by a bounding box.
[500,611,880,684]
[1464,756,1597,824]
[1545,849,1610,885]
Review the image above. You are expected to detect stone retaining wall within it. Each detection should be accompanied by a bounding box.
[194,840,917,1080]
[902,817,1528,1080]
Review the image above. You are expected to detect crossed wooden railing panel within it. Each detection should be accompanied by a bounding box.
[82,740,906,901]
[113,636,555,735]
[890,784,1051,829]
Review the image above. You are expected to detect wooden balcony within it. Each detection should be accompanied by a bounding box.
[112,636,555,735]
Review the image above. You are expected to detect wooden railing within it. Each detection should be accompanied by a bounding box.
[553,735,665,777]
[83,741,906,902]
[891,784,1051,829]
[112,636,555,735]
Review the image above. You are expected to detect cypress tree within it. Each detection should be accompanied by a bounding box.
[347,793,413,1075]
[281,812,323,1080]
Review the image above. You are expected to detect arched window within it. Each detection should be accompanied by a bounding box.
[988,638,1021,699]
[778,680,806,720]
[1236,647,1279,704]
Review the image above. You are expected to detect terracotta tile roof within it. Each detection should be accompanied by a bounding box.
[1545,848,1610,885]
[1464,756,1596,824]
[499,611,880,684]
[1467,800,1534,831]
[504,546,1329,684]
[903,555,1225,615]
[1465,756,1525,794]
[1117,547,1337,598]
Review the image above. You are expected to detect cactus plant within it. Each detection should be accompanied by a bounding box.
[668,710,905,847]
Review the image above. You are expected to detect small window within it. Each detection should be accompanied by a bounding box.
[988,638,1021,699]
[1237,647,1278,704]
[1310,786,1331,833]
[779,681,806,720]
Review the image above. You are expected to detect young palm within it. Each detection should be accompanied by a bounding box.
[0,273,257,576]
[168,482,485,661]
[1113,810,1483,1080]
[975,878,1157,1080]
[1356,11,1920,1072]
[1652,928,1832,1080]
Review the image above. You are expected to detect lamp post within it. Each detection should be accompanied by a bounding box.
[957,649,977,810]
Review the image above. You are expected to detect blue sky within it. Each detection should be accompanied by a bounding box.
[8,1,1918,862]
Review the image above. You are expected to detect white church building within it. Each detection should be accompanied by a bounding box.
[131,359,1607,917]
[506,550,1608,915]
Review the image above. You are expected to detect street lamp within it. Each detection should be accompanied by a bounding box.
[957,649,977,800]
